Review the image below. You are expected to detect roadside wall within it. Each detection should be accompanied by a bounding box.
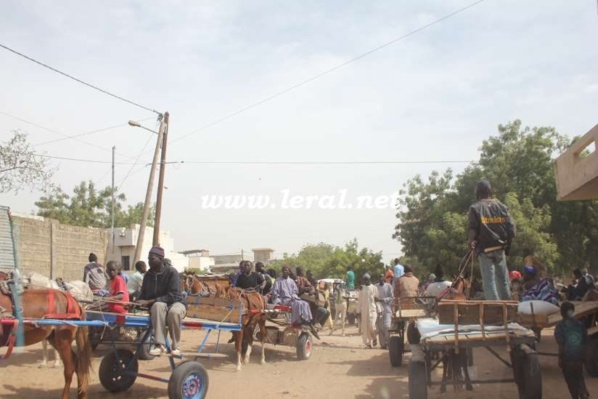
[11,214,109,281]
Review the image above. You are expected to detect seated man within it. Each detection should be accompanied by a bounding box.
[106,261,129,323]
[83,252,108,295]
[271,266,319,338]
[567,268,593,301]
[521,265,559,305]
[234,260,265,291]
[136,246,187,356]
[295,267,330,327]
[127,260,147,302]
[394,265,419,299]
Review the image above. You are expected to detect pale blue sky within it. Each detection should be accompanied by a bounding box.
[1,0,597,261]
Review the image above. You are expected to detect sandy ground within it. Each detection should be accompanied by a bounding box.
[0,324,595,399]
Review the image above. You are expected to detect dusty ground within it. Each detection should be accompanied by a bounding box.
[0,324,595,399]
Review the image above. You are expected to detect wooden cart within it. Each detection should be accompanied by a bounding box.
[388,296,436,367]
[517,300,598,377]
[408,300,541,399]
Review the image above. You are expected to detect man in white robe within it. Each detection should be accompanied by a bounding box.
[357,273,378,348]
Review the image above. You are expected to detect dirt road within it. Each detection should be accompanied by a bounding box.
[0,325,594,398]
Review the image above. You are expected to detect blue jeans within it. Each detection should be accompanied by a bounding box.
[478,250,511,300]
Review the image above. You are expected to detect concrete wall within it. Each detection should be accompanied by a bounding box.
[11,213,110,281]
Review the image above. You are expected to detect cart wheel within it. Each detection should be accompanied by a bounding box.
[518,347,542,399]
[296,332,312,360]
[99,349,138,393]
[168,361,209,399]
[584,338,598,377]
[388,335,404,367]
[408,361,427,399]
[136,329,156,361]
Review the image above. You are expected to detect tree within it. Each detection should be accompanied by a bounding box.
[393,120,598,276]
[35,180,155,228]
[0,130,54,193]
[269,240,384,283]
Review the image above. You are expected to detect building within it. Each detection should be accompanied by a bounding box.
[252,248,275,264]
[180,249,214,272]
[106,224,189,273]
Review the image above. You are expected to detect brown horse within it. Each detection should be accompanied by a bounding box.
[226,287,267,371]
[183,273,229,298]
[0,286,92,399]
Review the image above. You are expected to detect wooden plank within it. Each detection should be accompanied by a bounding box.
[588,325,598,336]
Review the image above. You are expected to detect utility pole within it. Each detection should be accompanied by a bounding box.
[153,111,170,246]
[133,114,166,264]
[111,146,115,253]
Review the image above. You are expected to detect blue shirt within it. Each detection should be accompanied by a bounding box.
[554,317,587,361]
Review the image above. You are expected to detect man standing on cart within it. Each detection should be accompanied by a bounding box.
[136,246,187,356]
[467,180,516,300]
[375,273,393,350]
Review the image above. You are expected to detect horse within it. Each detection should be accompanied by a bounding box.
[0,281,93,399]
[226,287,267,371]
[183,273,229,298]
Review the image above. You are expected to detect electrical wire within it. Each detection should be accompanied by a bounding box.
[0,43,161,115]
[0,110,149,161]
[118,120,159,189]
[171,0,486,145]
[33,117,155,147]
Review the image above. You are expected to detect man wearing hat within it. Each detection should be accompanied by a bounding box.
[356,273,378,348]
[467,180,516,300]
[137,246,186,356]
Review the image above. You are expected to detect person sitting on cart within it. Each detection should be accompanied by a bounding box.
[127,260,147,302]
[554,301,590,399]
[271,266,320,338]
[106,260,129,323]
[295,267,330,329]
[394,265,419,300]
[136,246,187,357]
[83,252,109,296]
[255,262,273,295]
[521,264,559,305]
[566,268,593,301]
[234,260,265,292]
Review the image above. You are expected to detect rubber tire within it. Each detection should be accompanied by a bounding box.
[511,345,542,399]
[168,361,209,399]
[136,329,155,361]
[296,332,312,360]
[408,361,428,399]
[99,349,138,393]
[389,335,404,367]
[584,338,598,377]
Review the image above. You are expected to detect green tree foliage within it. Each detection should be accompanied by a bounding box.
[394,120,598,276]
[0,130,55,193]
[35,180,155,228]
[270,240,384,283]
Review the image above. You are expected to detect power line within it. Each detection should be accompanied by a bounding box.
[31,154,472,165]
[171,0,486,146]
[0,43,161,115]
[34,117,155,147]
[0,109,148,161]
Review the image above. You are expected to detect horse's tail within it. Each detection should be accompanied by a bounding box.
[75,304,92,392]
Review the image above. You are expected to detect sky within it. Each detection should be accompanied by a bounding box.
[1,0,597,262]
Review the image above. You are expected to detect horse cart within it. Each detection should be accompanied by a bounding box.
[183,273,316,362]
[388,296,437,367]
[408,300,541,399]
[518,300,598,377]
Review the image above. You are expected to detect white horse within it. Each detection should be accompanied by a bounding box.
[424,280,452,298]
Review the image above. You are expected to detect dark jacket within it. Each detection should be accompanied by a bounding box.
[138,264,185,307]
[235,272,264,291]
[468,198,516,254]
